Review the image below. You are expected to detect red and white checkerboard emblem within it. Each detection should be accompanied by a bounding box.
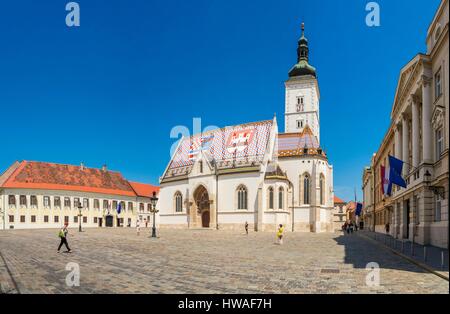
[226,129,254,154]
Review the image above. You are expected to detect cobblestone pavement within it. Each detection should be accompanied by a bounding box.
[0,228,448,294]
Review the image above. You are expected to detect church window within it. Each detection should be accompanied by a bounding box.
[199,161,203,173]
[237,185,248,210]
[268,187,274,209]
[319,174,325,205]
[174,192,183,212]
[296,120,304,129]
[296,96,304,112]
[278,187,284,210]
[303,174,310,205]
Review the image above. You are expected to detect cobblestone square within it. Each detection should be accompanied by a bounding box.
[0,228,448,294]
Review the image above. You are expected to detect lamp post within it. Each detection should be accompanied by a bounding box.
[150,191,159,238]
[78,203,83,232]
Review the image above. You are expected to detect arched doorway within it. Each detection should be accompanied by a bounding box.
[194,185,210,228]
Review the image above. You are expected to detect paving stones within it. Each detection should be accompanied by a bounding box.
[0,228,448,294]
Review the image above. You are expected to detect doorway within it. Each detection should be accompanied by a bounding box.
[98,218,103,227]
[193,185,210,228]
[202,211,210,228]
[105,215,113,227]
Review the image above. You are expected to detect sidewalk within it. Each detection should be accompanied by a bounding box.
[357,230,449,278]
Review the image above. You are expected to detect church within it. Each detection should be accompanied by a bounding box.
[158,24,334,232]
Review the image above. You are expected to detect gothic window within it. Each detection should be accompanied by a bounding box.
[268,187,274,210]
[174,192,183,212]
[296,120,304,129]
[296,96,304,112]
[8,195,16,206]
[278,187,284,210]
[237,185,248,210]
[319,174,325,205]
[303,174,311,205]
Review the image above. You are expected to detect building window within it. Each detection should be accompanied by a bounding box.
[435,69,442,100]
[174,192,183,212]
[54,197,61,207]
[64,216,69,224]
[147,203,151,212]
[31,215,36,223]
[128,202,133,212]
[83,217,87,223]
[237,185,248,210]
[74,216,78,223]
[94,199,100,209]
[30,195,37,207]
[296,96,304,112]
[139,203,144,212]
[112,201,118,210]
[303,174,311,205]
[435,194,442,222]
[121,201,126,212]
[64,197,71,208]
[278,187,284,210]
[20,215,25,223]
[20,195,27,207]
[9,215,14,223]
[296,120,304,129]
[74,198,80,208]
[8,195,16,206]
[436,128,444,160]
[44,216,49,223]
[43,196,50,207]
[268,187,274,209]
[199,160,203,173]
[319,174,325,205]
[94,217,98,224]
[103,200,109,210]
[83,198,89,209]
[54,216,59,223]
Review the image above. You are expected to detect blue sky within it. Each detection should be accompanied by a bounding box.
[0,0,441,202]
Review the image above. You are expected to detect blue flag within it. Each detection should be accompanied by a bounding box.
[117,202,122,214]
[388,155,407,188]
[355,203,363,216]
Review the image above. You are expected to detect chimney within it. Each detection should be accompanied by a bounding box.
[102,164,107,172]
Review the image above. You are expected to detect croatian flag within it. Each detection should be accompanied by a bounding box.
[381,155,407,196]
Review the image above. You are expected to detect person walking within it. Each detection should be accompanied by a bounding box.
[136,219,141,236]
[244,221,249,235]
[57,223,71,253]
[276,224,284,245]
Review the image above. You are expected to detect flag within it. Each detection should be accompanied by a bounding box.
[380,165,392,196]
[355,202,363,216]
[117,202,122,214]
[388,155,407,188]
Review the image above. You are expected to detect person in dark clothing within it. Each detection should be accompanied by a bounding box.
[57,223,71,253]
[244,221,249,235]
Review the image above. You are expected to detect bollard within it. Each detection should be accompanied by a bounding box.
[442,251,445,270]
[424,247,427,262]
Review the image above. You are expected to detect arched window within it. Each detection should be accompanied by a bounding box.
[237,185,248,210]
[174,192,183,212]
[303,174,310,205]
[278,187,284,210]
[319,174,325,205]
[268,187,274,210]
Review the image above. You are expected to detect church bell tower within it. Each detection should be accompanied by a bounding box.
[284,23,321,143]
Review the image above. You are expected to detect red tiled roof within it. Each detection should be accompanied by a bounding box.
[129,181,159,198]
[346,201,356,210]
[277,125,326,158]
[334,196,345,204]
[0,161,157,198]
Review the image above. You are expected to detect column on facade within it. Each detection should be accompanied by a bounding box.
[401,113,410,175]
[411,95,421,168]
[421,76,433,164]
[394,123,402,159]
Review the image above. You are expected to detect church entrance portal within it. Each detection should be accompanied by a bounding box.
[193,185,211,228]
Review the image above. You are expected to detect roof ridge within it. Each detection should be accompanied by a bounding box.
[187,119,273,139]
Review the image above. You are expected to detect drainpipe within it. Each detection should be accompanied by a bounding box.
[215,161,219,230]
[289,180,294,232]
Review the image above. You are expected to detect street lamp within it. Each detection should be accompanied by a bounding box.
[78,202,83,232]
[150,191,159,238]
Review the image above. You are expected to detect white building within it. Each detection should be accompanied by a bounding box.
[0,161,159,230]
[158,24,335,232]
